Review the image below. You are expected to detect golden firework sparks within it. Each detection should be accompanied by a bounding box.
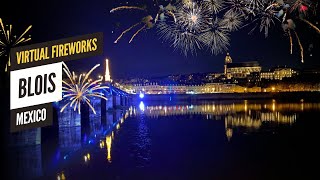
[110,6,145,13]
[288,29,293,54]
[300,18,320,34]
[294,31,304,63]
[114,22,142,44]
[60,62,109,114]
[129,24,147,43]
[0,18,32,71]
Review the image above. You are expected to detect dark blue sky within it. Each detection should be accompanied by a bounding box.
[2,0,320,78]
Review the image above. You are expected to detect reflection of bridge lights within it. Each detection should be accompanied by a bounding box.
[56,171,66,180]
[84,153,91,163]
[139,101,145,111]
[100,140,105,149]
[106,135,112,162]
[139,92,144,99]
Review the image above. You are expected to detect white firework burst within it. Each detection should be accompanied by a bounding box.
[246,0,265,11]
[175,1,211,34]
[200,18,230,55]
[225,0,252,15]
[157,21,204,56]
[252,0,281,37]
[221,10,244,31]
[204,0,224,14]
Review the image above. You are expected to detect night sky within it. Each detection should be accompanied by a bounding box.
[2,0,320,79]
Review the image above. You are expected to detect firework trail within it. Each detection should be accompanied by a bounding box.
[129,24,147,43]
[289,0,310,13]
[300,18,320,34]
[293,30,304,63]
[0,18,32,71]
[114,22,141,43]
[265,2,279,11]
[110,6,146,13]
[113,16,153,44]
[288,29,293,54]
[60,62,108,114]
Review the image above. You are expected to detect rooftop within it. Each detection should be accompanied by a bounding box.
[227,61,260,68]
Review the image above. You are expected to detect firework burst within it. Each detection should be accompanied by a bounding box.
[221,10,244,31]
[246,0,265,11]
[224,0,251,16]
[175,1,211,33]
[0,18,32,71]
[157,21,204,56]
[204,0,224,14]
[245,1,281,37]
[200,18,230,55]
[60,63,109,114]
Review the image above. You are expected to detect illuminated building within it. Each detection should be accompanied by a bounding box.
[260,71,274,80]
[105,59,111,82]
[132,83,187,94]
[261,67,297,80]
[226,61,262,79]
[128,83,240,94]
[117,53,308,94]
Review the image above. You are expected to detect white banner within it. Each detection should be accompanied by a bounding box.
[10,62,62,110]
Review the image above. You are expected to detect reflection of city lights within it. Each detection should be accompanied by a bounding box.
[139,101,145,111]
[226,128,233,141]
[139,92,144,99]
[244,100,248,112]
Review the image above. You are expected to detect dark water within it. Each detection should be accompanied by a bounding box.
[6,100,320,179]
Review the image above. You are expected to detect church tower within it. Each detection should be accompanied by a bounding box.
[224,52,232,75]
[105,59,111,82]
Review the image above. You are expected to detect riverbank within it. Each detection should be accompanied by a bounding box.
[132,91,320,102]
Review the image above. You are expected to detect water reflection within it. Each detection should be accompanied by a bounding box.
[130,101,320,141]
[106,135,112,162]
[7,100,320,179]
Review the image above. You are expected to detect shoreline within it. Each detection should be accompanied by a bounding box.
[131,91,320,102]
